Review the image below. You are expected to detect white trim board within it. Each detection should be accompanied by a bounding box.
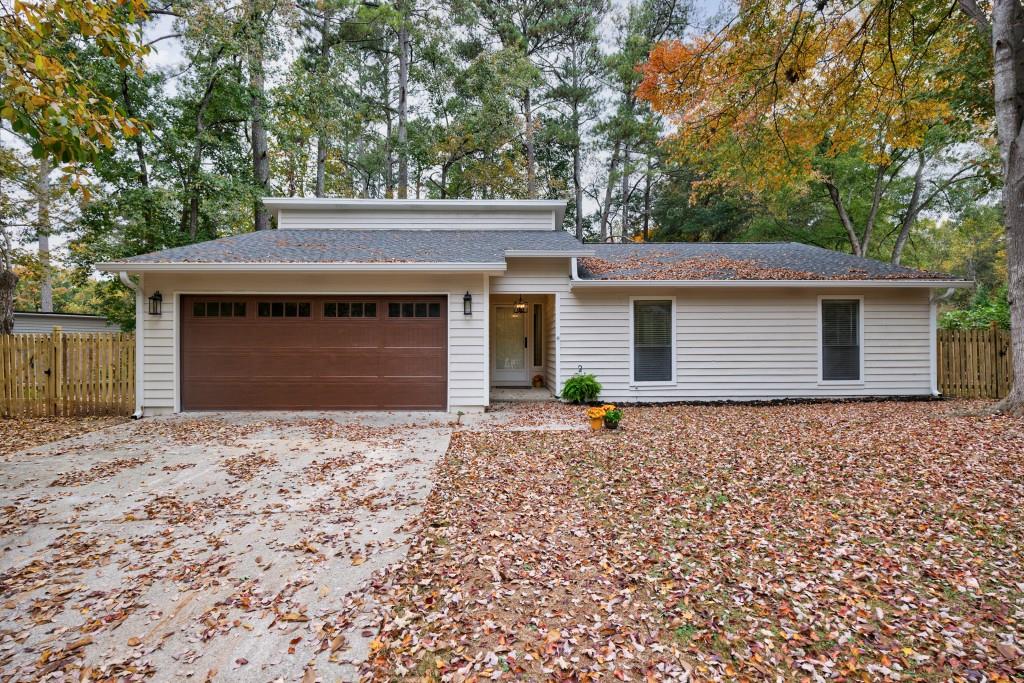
[628,296,678,388]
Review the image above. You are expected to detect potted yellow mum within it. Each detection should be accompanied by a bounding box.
[586,406,606,431]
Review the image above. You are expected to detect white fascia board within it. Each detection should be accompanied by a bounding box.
[263,197,566,211]
[569,279,973,289]
[96,262,508,274]
[504,250,595,258]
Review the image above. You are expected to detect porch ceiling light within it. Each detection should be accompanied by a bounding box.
[513,295,527,316]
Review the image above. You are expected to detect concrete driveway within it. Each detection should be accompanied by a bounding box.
[0,412,455,682]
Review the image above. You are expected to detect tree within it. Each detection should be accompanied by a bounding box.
[637,0,994,261]
[546,6,605,238]
[0,0,148,333]
[958,0,1024,411]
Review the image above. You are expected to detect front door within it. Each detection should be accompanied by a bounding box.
[491,304,528,385]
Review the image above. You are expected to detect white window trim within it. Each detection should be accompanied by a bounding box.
[629,296,677,387]
[818,295,865,385]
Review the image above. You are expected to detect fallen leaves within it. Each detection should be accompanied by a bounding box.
[361,400,1024,682]
[0,416,127,457]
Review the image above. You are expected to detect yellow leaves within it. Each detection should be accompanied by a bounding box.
[637,0,978,199]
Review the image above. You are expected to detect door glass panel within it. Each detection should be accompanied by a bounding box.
[494,306,525,371]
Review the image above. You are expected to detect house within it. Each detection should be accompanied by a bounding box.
[97,199,970,415]
[13,311,115,334]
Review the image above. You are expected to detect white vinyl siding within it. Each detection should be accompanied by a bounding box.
[139,271,486,414]
[277,208,555,230]
[13,313,115,333]
[560,287,933,401]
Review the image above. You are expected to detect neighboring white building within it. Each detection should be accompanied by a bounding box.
[13,311,115,334]
[97,199,970,415]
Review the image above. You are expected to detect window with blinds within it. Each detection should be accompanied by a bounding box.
[633,300,673,382]
[821,299,860,381]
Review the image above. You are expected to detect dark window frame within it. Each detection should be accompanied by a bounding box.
[256,300,313,319]
[819,297,862,382]
[191,300,247,319]
[322,301,378,319]
[387,301,443,319]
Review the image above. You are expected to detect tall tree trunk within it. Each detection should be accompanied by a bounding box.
[183,73,219,239]
[642,155,652,241]
[573,136,583,240]
[824,180,864,256]
[314,7,332,198]
[988,0,1024,413]
[0,227,15,334]
[396,2,411,199]
[249,4,271,230]
[524,87,537,198]
[599,140,622,242]
[892,149,928,265]
[621,142,630,240]
[36,157,52,313]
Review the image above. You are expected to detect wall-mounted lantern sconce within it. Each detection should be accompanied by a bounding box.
[148,291,163,316]
[463,291,472,316]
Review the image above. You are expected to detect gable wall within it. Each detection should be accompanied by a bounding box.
[277,208,555,230]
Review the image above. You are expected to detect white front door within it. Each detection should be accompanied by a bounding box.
[491,304,528,385]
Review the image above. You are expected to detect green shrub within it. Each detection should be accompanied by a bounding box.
[561,373,602,403]
[940,285,1010,330]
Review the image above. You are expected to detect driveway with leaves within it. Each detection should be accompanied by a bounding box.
[0,412,455,682]
[363,401,1024,682]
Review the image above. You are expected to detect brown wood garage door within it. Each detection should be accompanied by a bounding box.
[181,295,446,410]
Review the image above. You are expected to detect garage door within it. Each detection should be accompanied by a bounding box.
[181,295,446,410]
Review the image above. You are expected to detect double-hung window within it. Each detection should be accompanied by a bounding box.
[632,299,674,383]
[820,298,862,381]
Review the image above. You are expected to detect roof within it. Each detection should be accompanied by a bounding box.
[263,198,567,226]
[100,229,591,270]
[576,242,967,283]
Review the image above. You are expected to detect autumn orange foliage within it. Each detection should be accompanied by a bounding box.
[637,0,984,198]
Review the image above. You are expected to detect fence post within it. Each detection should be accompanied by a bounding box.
[51,326,64,416]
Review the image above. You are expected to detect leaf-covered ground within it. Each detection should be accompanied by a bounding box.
[362,401,1024,682]
[0,417,127,458]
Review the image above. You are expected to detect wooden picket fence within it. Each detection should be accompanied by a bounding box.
[0,329,135,417]
[937,328,1012,399]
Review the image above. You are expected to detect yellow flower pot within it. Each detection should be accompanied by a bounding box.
[589,417,604,431]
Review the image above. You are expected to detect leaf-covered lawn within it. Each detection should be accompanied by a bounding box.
[0,416,127,458]
[363,401,1024,682]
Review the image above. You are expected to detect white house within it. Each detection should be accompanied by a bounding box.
[13,311,115,334]
[97,199,970,415]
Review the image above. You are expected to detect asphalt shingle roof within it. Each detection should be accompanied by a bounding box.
[577,242,963,281]
[116,229,588,264]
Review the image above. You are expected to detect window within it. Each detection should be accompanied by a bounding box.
[821,299,861,381]
[632,299,673,383]
[532,304,543,367]
[324,301,377,318]
[388,301,442,318]
[257,301,311,318]
[192,301,245,317]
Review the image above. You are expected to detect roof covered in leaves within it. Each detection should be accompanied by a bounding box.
[110,229,591,265]
[577,242,964,281]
